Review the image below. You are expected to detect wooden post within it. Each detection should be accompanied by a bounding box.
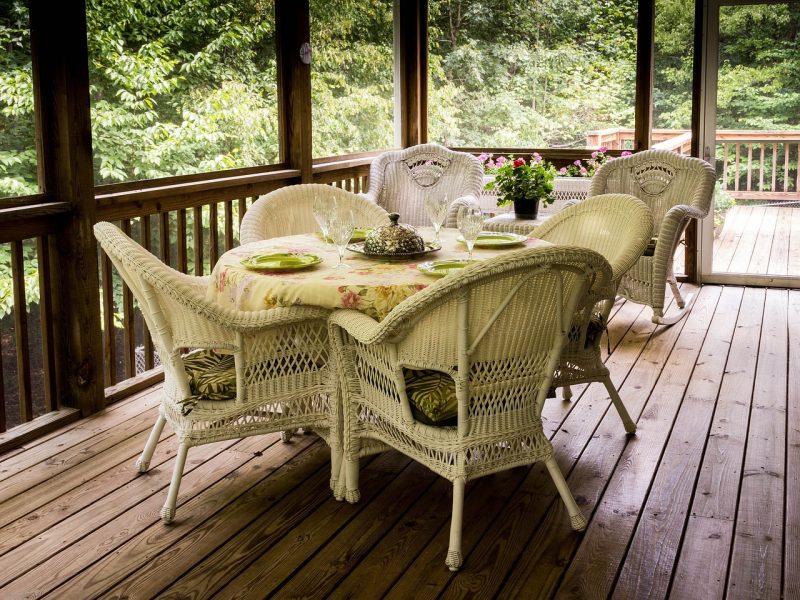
[398,0,427,147]
[276,0,313,182]
[29,0,105,414]
[634,0,655,152]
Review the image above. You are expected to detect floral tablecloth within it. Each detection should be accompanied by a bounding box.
[207,228,551,320]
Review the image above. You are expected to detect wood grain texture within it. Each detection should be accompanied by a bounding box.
[785,290,800,599]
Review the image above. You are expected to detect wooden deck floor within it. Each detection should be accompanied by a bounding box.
[0,285,798,599]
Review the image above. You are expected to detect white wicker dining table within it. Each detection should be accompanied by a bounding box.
[206,227,551,320]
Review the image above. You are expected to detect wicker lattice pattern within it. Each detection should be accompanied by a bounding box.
[240,183,390,245]
[362,143,484,228]
[530,194,654,433]
[588,150,716,323]
[94,222,337,524]
[328,245,612,570]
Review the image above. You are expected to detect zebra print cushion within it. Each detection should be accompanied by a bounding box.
[178,349,237,414]
[403,368,458,426]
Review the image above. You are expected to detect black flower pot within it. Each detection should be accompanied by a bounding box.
[513,197,539,220]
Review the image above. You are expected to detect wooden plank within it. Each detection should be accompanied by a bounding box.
[494,298,690,600]
[748,205,778,274]
[785,290,800,599]
[767,207,791,276]
[0,408,80,456]
[747,144,753,190]
[100,251,116,386]
[554,286,722,599]
[714,204,750,272]
[790,207,800,279]
[723,143,729,190]
[209,201,219,266]
[34,436,323,599]
[759,144,765,191]
[177,208,188,273]
[0,434,266,591]
[10,240,32,422]
[772,144,777,191]
[36,236,58,412]
[670,287,766,599]
[735,144,741,191]
[612,286,742,599]
[728,206,765,274]
[726,289,787,600]
[140,214,155,371]
[141,453,416,599]
[224,200,234,250]
[104,368,164,403]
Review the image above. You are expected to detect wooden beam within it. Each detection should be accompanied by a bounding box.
[634,0,655,151]
[30,0,105,416]
[397,0,427,147]
[275,0,313,181]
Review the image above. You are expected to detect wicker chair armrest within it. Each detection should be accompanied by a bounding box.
[329,309,394,345]
[665,203,706,222]
[445,194,480,228]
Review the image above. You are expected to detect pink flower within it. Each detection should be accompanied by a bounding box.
[478,153,489,163]
[599,146,609,152]
[558,167,567,175]
[513,157,525,168]
[621,150,633,157]
[591,151,598,159]
[424,159,433,166]
[579,167,588,175]
[573,159,582,166]
[340,291,361,309]
[495,156,507,166]
[532,152,542,162]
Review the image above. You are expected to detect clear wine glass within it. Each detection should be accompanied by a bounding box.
[458,205,484,261]
[312,195,337,245]
[327,209,355,269]
[424,193,449,245]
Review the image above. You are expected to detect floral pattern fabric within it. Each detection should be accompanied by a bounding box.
[207,228,551,321]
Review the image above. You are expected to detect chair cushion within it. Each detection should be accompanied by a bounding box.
[179,349,237,414]
[403,368,458,426]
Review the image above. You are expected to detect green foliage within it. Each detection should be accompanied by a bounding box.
[0,240,39,320]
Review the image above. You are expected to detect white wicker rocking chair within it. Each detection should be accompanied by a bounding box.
[362,143,484,228]
[328,245,612,571]
[240,183,390,245]
[530,194,654,432]
[588,149,716,325]
[94,222,336,524]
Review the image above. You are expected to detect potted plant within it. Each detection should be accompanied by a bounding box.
[554,147,633,203]
[481,153,556,219]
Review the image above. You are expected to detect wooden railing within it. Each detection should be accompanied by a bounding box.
[587,127,800,201]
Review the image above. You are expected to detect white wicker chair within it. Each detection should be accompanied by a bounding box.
[588,149,716,325]
[530,194,654,432]
[94,222,336,524]
[329,245,612,570]
[362,143,484,228]
[240,183,390,245]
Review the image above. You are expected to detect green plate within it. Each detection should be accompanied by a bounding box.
[318,227,373,242]
[456,231,528,247]
[417,259,476,277]
[240,252,322,272]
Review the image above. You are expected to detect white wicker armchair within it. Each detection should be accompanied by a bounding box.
[530,194,654,433]
[362,143,484,228]
[329,245,612,571]
[94,222,336,524]
[588,149,716,325]
[240,183,390,245]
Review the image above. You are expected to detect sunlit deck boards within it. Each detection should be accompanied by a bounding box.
[0,286,797,599]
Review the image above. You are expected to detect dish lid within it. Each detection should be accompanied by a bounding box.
[363,213,425,255]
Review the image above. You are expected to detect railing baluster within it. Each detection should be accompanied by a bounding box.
[193,206,203,276]
[746,144,753,191]
[141,215,154,371]
[209,202,219,267]
[772,144,778,191]
[11,240,32,422]
[723,143,729,191]
[177,209,188,273]
[796,144,799,193]
[0,304,5,431]
[784,142,790,192]
[224,200,234,251]
[36,236,57,412]
[734,144,740,191]
[238,198,247,231]
[120,219,136,379]
[100,245,116,386]
[759,144,765,192]
[159,211,170,266]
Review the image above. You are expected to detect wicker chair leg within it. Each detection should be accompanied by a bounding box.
[161,442,189,524]
[652,286,698,327]
[544,457,587,531]
[446,478,466,572]
[135,414,166,473]
[281,429,296,443]
[562,385,573,401]
[668,276,685,308]
[603,376,637,434]
[344,458,361,504]
[330,447,342,494]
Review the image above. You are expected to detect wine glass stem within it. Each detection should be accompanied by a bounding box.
[467,240,474,261]
[434,225,440,244]
[337,245,345,266]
